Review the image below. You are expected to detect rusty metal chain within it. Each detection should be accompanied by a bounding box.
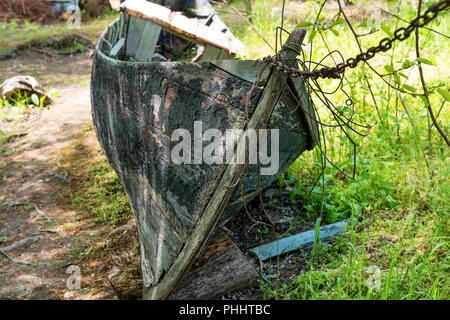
[264,0,450,80]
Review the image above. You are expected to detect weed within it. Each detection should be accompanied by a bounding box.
[71,155,133,226]
[222,0,449,300]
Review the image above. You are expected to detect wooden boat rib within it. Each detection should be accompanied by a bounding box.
[91,0,317,299]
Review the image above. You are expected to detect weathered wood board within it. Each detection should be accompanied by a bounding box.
[249,219,349,261]
[135,20,162,62]
[291,77,319,148]
[199,45,234,61]
[141,29,313,300]
[110,37,125,57]
[210,60,270,86]
[170,230,258,299]
[125,15,147,59]
[92,41,262,298]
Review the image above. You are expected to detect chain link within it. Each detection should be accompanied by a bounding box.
[264,0,450,80]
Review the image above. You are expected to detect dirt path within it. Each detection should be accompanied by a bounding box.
[0,53,139,300]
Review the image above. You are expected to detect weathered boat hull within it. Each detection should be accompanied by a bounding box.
[91,17,316,299]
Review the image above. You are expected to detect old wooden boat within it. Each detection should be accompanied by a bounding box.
[91,0,318,299]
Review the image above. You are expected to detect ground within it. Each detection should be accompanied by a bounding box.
[0,51,141,299]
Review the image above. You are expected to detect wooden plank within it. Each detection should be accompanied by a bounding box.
[91,47,263,298]
[125,15,146,59]
[110,37,125,57]
[199,45,222,61]
[291,77,319,148]
[143,28,307,300]
[103,18,124,53]
[210,60,270,85]
[107,229,258,300]
[170,230,258,300]
[249,219,349,261]
[121,0,243,55]
[135,20,162,62]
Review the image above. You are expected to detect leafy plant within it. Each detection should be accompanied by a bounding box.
[224,0,449,300]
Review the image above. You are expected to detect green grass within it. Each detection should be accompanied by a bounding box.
[221,0,449,300]
[0,92,36,122]
[0,11,118,55]
[69,150,133,227]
